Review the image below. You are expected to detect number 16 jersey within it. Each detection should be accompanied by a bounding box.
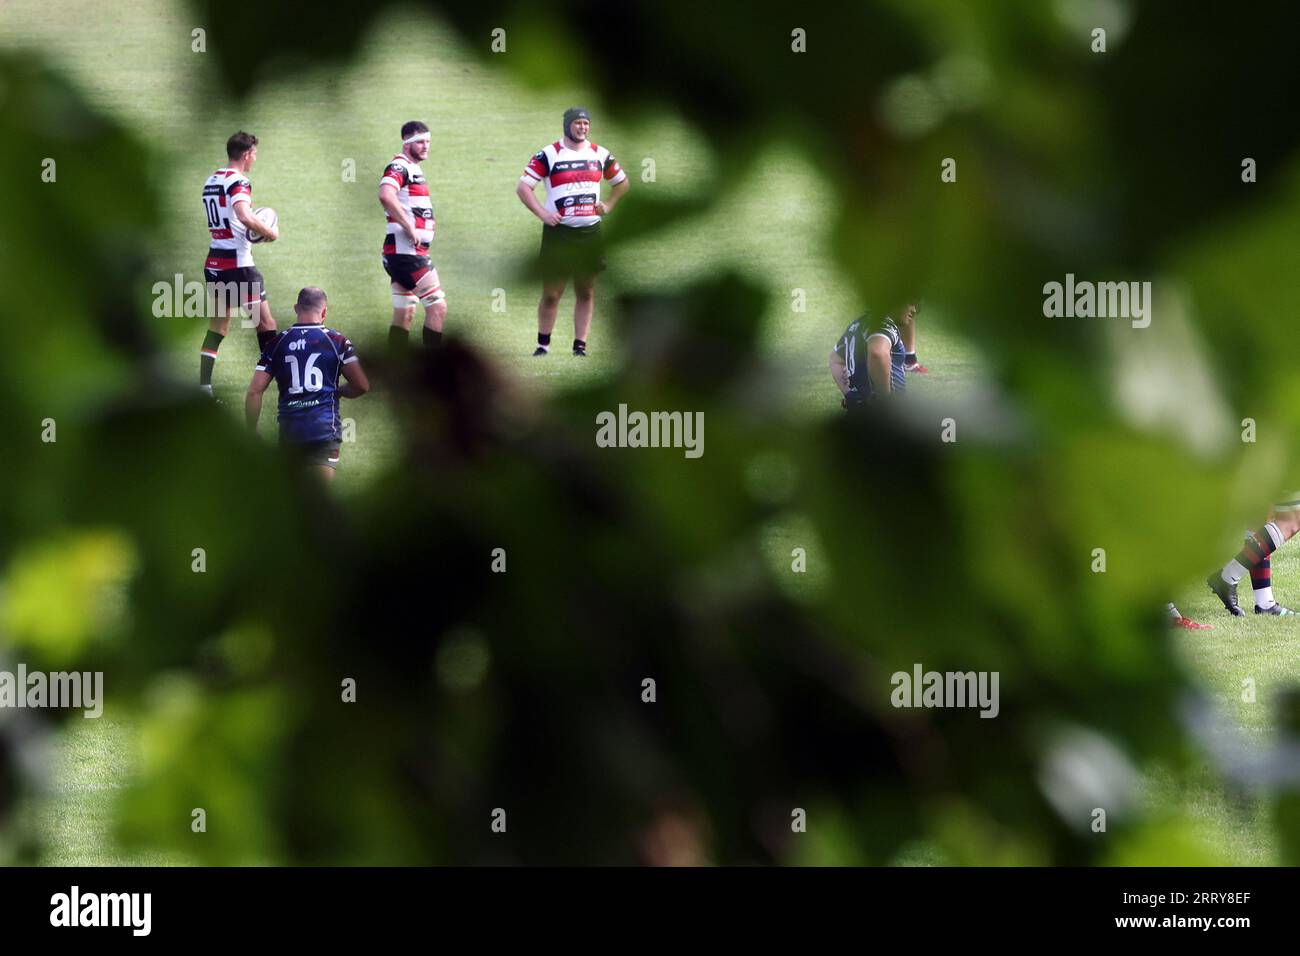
[256,325,358,443]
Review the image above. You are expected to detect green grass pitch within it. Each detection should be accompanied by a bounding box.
[0,0,1286,866]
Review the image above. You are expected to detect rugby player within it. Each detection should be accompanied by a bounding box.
[516,107,629,357]
[1207,500,1300,615]
[828,304,919,407]
[245,287,369,484]
[379,121,446,351]
[200,131,280,395]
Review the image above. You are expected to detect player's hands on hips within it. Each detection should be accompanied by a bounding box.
[541,210,562,227]
[595,200,608,216]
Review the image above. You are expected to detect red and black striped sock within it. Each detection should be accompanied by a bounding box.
[1236,526,1279,571]
[1251,556,1274,608]
[1251,556,1271,586]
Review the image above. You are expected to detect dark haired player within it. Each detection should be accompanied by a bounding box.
[379,120,446,351]
[200,131,279,395]
[828,304,920,407]
[516,107,629,357]
[246,287,369,484]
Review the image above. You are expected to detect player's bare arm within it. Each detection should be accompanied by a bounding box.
[245,369,273,429]
[234,201,278,242]
[339,360,370,399]
[379,183,420,245]
[866,334,893,395]
[899,315,915,352]
[896,302,928,373]
[596,178,630,216]
[516,178,562,226]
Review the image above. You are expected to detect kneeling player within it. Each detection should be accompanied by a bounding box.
[1206,494,1300,616]
[828,303,917,407]
[379,121,446,352]
[245,287,369,484]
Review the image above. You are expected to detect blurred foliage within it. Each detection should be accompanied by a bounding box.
[4,0,1300,865]
[1,530,135,667]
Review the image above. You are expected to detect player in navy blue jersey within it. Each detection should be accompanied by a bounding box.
[245,286,369,483]
[828,303,920,409]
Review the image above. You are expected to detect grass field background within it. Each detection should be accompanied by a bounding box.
[0,0,1290,865]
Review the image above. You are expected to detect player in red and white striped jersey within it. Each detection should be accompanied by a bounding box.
[379,120,447,352]
[516,107,629,356]
[199,131,280,395]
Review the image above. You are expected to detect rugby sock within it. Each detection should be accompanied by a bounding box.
[1222,558,1249,586]
[573,338,587,354]
[536,332,551,353]
[389,326,409,351]
[1222,522,1283,585]
[1252,557,1276,609]
[256,330,276,354]
[423,328,443,349]
[199,330,224,386]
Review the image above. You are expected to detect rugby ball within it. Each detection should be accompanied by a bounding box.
[248,206,277,243]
